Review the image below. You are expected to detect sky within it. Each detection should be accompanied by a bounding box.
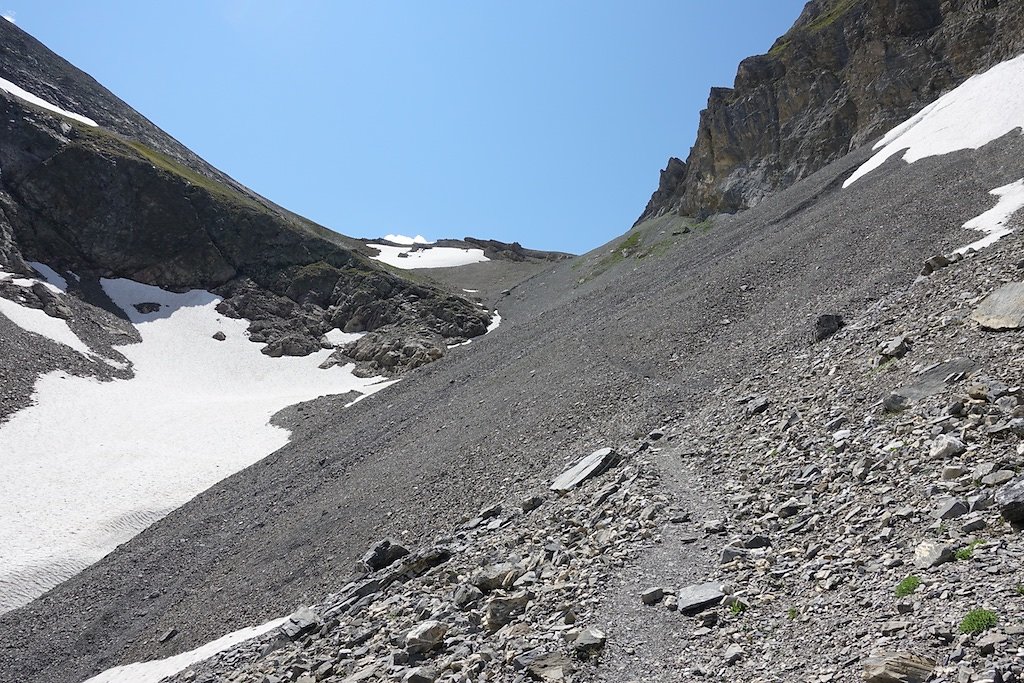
[3,1,806,254]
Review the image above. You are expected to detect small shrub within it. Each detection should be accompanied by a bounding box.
[1016,584,1024,597]
[959,608,998,634]
[895,575,922,598]
[787,607,798,620]
[729,601,747,615]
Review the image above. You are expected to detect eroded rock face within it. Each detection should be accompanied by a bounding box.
[636,0,1024,222]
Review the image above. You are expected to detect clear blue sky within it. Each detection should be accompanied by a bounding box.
[4,1,805,254]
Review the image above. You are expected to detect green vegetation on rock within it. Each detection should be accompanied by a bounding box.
[959,609,998,634]
[894,575,921,598]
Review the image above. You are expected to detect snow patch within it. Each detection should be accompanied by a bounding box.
[956,179,1024,253]
[487,310,501,333]
[382,234,431,245]
[0,295,92,356]
[82,617,289,683]
[0,76,97,127]
[325,329,366,347]
[0,278,396,613]
[844,53,1024,187]
[368,243,489,270]
[27,261,68,293]
[462,288,479,293]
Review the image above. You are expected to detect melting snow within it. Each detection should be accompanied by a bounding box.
[0,75,97,127]
[844,53,1024,187]
[0,278,396,613]
[325,329,366,346]
[0,295,92,356]
[956,179,1024,253]
[82,617,289,683]
[27,261,68,292]
[0,267,91,356]
[382,234,431,245]
[368,243,489,270]
[487,310,502,333]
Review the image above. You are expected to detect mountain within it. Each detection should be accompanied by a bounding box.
[636,0,1024,222]
[3,3,1024,683]
[0,17,493,380]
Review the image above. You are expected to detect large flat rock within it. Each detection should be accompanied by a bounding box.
[972,282,1024,330]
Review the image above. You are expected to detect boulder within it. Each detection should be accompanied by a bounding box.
[360,538,410,572]
[913,540,953,569]
[813,314,844,341]
[996,476,1024,526]
[281,607,321,640]
[405,620,448,654]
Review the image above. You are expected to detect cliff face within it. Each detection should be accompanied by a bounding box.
[637,0,1024,223]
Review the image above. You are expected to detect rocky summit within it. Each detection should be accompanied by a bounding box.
[2,2,1024,683]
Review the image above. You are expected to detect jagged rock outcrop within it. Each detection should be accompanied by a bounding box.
[637,0,1024,222]
[0,19,489,363]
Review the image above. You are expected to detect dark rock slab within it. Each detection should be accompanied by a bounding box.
[675,582,725,614]
[996,477,1024,527]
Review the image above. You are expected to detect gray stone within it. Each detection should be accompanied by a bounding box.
[360,538,410,572]
[862,651,935,683]
[972,281,1024,330]
[281,607,321,640]
[483,591,531,631]
[914,540,953,569]
[402,667,437,683]
[932,498,967,520]
[996,476,1024,525]
[720,545,749,564]
[814,314,844,341]
[723,644,744,665]
[930,434,966,459]
[641,587,665,606]
[405,620,447,654]
[746,397,770,416]
[573,627,606,656]
[550,448,620,491]
[878,335,910,359]
[453,583,484,609]
[981,470,1015,487]
[675,582,725,614]
[211,331,226,341]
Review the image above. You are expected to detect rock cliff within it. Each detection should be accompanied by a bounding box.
[637,0,1024,222]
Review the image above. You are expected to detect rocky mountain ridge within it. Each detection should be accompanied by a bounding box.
[637,0,1024,223]
[0,18,491,372]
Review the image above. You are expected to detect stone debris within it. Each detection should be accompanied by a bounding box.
[160,234,1024,683]
[162,444,660,683]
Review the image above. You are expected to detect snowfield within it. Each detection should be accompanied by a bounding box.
[367,243,489,269]
[844,53,1024,253]
[0,75,98,126]
[844,53,1024,187]
[0,277,395,613]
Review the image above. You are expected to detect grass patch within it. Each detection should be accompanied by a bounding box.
[959,608,998,634]
[955,539,986,561]
[729,601,747,616]
[895,575,921,598]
